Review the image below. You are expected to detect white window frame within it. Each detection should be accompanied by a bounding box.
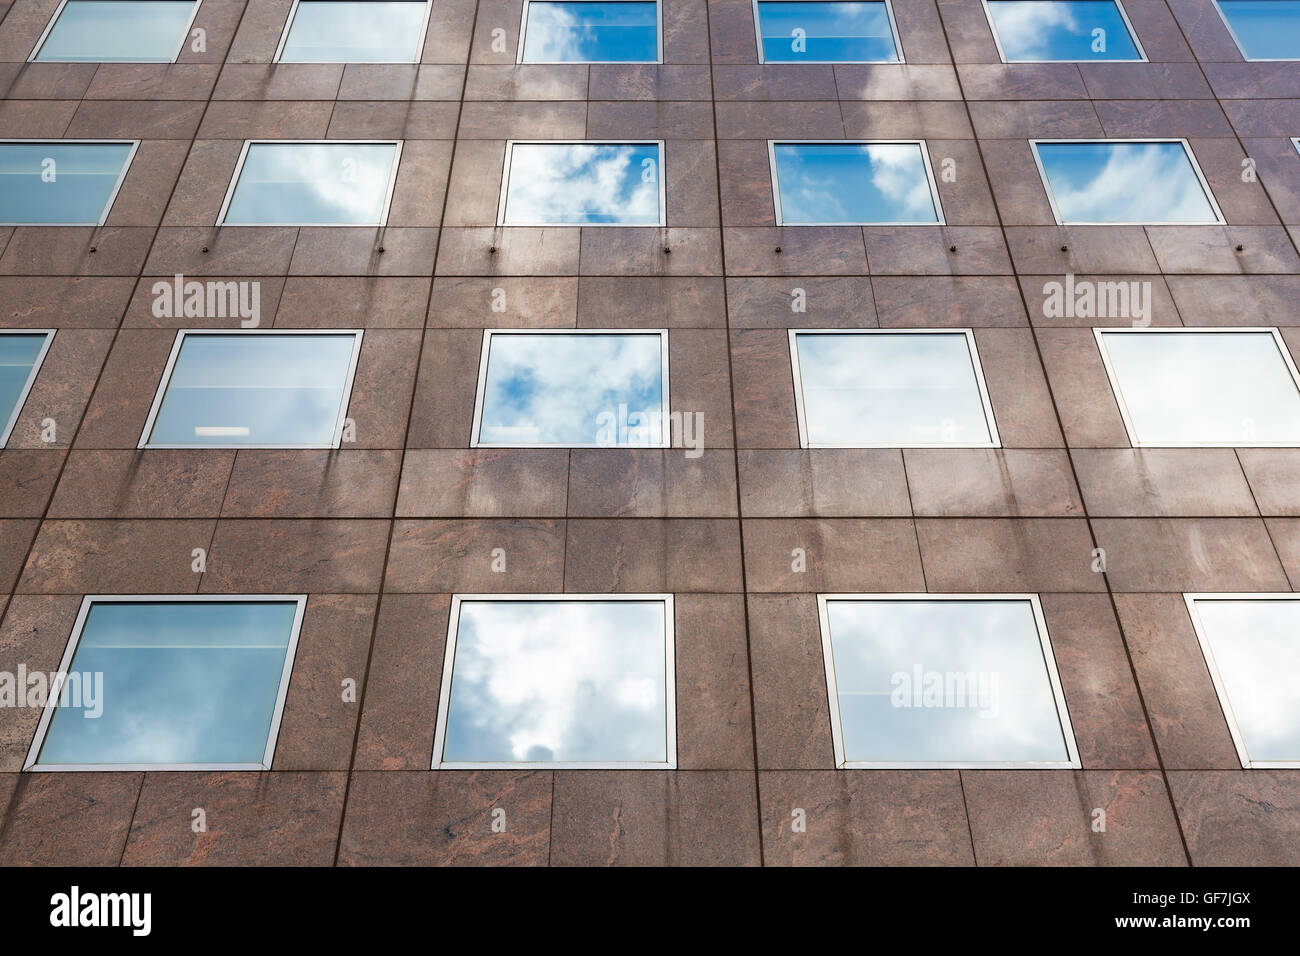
[1292,136,1300,156]
[23,594,307,773]
[1094,326,1300,448]
[29,0,203,63]
[1213,0,1300,62]
[789,328,1001,448]
[769,139,945,226]
[137,329,365,450]
[0,329,55,448]
[1029,138,1225,226]
[817,593,1082,770]
[517,0,664,64]
[0,139,139,227]
[215,139,403,227]
[272,0,433,64]
[432,593,678,770]
[980,0,1147,63]
[1185,592,1300,769]
[752,0,905,64]
[496,139,667,227]
[470,328,671,449]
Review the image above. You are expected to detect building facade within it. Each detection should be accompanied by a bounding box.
[0,0,1298,866]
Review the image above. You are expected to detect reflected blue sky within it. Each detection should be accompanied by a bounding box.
[0,142,133,225]
[522,1,659,62]
[1194,599,1300,763]
[442,600,669,764]
[280,1,428,62]
[35,1,197,62]
[503,143,661,224]
[1035,141,1219,223]
[36,601,299,767]
[987,0,1141,61]
[758,1,899,62]
[825,600,1071,764]
[0,334,47,439]
[479,332,664,445]
[774,142,939,223]
[1216,0,1300,60]
[795,333,994,445]
[222,142,397,225]
[1101,331,1300,445]
[149,334,357,446]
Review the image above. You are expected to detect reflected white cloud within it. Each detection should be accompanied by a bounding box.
[280,1,428,62]
[1037,141,1218,223]
[795,332,994,445]
[521,1,659,62]
[1194,599,1300,763]
[775,143,939,224]
[1100,331,1300,445]
[441,600,670,764]
[825,599,1072,764]
[478,332,665,445]
[503,143,661,224]
[223,143,397,226]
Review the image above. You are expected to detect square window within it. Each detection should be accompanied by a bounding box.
[754,1,902,63]
[276,0,430,63]
[818,595,1080,768]
[1187,594,1300,768]
[0,141,136,226]
[1096,328,1300,446]
[433,595,676,768]
[519,1,661,63]
[1031,139,1222,225]
[498,141,665,225]
[217,141,401,226]
[0,331,54,448]
[140,331,363,449]
[770,141,943,225]
[983,0,1145,62]
[472,330,669,447]
[31,0,200,62]
[26,596,305,771]
[790,330,1000,447]
[1214,0,1300,60]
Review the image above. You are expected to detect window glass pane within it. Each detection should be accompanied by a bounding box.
[222,142,398,226]
[441,600,670,765]
[35,601,299,767]
[794,332,995,446]
[0,142,133,225]
[35,0,196,61]
[773,142,939,224]
[757,1,900,62]
[986,0,1141,61]
[823,599,1072,765]
[502,142,662,225]
[1034,141,1218,224]
[280,1,428,62]
[1100,331,1300,445]
[478,332,665,446]
[1193,598,1300,763]
[147,333,358,447]
[1216,0,1300,60]
[0,334,49,443]
[522,1,658,62]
